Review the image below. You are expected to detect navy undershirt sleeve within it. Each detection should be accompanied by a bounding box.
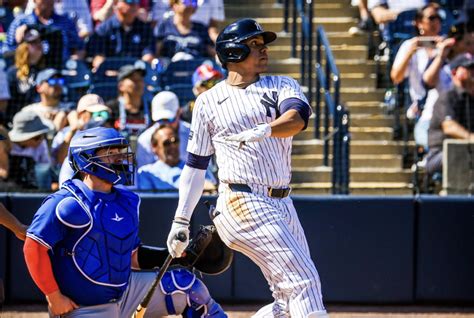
[186,153,212,170]
[280,97,311,130]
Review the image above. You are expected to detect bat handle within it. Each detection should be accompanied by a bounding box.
[132,305,145,318]
[176,232,187,242]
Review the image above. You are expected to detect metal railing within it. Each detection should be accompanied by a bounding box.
[285,0,314,104]
[283,1,350,194]
[315,27,350,194]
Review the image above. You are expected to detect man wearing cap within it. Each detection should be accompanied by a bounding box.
[52,94,112,168]
[137,124,216,191]
[6,0,85,61]
[426,53,474,174]
[0,110,52,190]
[136,91,190,168]
[21,68,69,132]
[89,0,155,71]
[107,63,152,137]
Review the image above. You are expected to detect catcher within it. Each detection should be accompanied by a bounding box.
[2,127,231,317]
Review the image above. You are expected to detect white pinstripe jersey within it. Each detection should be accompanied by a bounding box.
[187,75,310,187]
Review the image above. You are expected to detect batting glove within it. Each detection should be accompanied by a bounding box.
[167,219,190,258]
[225,123,272,145]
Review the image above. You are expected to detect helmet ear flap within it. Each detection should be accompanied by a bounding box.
[216,41,250,64]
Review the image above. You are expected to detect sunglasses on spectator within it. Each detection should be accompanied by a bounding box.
[157,117,177,125]
[162,137,180,147]
[426,14,442,21]
[47,78,65,86]
[200,79,220,89]
[92,111,110,121]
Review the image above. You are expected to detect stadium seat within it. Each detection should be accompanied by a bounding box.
[160,58,210,87]
[62,59,92,103]
[92,56,137,84]
[87,82,118,102]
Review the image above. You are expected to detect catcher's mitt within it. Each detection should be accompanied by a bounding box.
[179,225,233,275]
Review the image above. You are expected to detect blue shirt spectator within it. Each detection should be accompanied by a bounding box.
[89,0,155,69]
[137,124,216,191]
[0,6,15,55]
[155,10,213,60]
[7,7,84,62]
[136,91,190,168]
[136,120,190,167]
[138,159,216,190]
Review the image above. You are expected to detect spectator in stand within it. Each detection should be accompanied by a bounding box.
[416,26,474,148]
[426,53,474,174]
[137,124,216,191]
[24,0,93,39]
[0,110,52,190]
[89,0,155,71]
[52,94,112,167]
[390,3,445,146]
[152,0,225,42]
[55,94,113,186]
[349,0,374,36]
[6,0,85,61]
[91,0,150,26]
[0,64,11,127]
[136,91,189,168]
[6,27,44,126]
[155,0,214,61]
[107,63,152,137]
[191,0,225,42]
[181,62,223,122]
[0,0,28,54]
[368,0,426,25]
[22,68,69,132]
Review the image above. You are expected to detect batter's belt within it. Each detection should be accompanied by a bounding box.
[227,183,291,198]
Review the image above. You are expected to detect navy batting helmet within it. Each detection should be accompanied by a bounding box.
[215,18,276,66]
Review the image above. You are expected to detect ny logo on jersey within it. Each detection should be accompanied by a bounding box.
[260,91,280,118]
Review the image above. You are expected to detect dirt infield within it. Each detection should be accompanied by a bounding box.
[2,304,474,318]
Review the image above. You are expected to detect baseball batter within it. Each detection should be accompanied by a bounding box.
[23,127,226,317]
[167,19,327,317]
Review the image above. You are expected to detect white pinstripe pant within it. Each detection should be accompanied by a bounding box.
[214,185,326,318]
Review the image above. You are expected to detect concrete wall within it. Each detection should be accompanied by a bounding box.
[1,193,473,305]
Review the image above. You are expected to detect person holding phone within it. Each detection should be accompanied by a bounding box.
[391,2,445,100]
[390,2,450,147]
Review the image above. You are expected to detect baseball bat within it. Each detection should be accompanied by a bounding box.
[132,232,187,318]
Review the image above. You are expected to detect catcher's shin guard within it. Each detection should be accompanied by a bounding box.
[160,268,227,318]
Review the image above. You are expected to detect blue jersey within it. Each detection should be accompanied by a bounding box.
[27,179,141,306]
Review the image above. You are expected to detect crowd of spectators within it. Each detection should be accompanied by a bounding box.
[0,0,225,192]
[349,0,474,190]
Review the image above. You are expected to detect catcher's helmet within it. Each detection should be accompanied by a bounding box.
[215,18,276,66]
[68,127,135,185]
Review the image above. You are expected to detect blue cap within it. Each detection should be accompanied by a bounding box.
[121,0,140,4]
[36,68,60,84]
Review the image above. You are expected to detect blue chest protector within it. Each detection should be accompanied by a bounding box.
[58,179,140,288]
